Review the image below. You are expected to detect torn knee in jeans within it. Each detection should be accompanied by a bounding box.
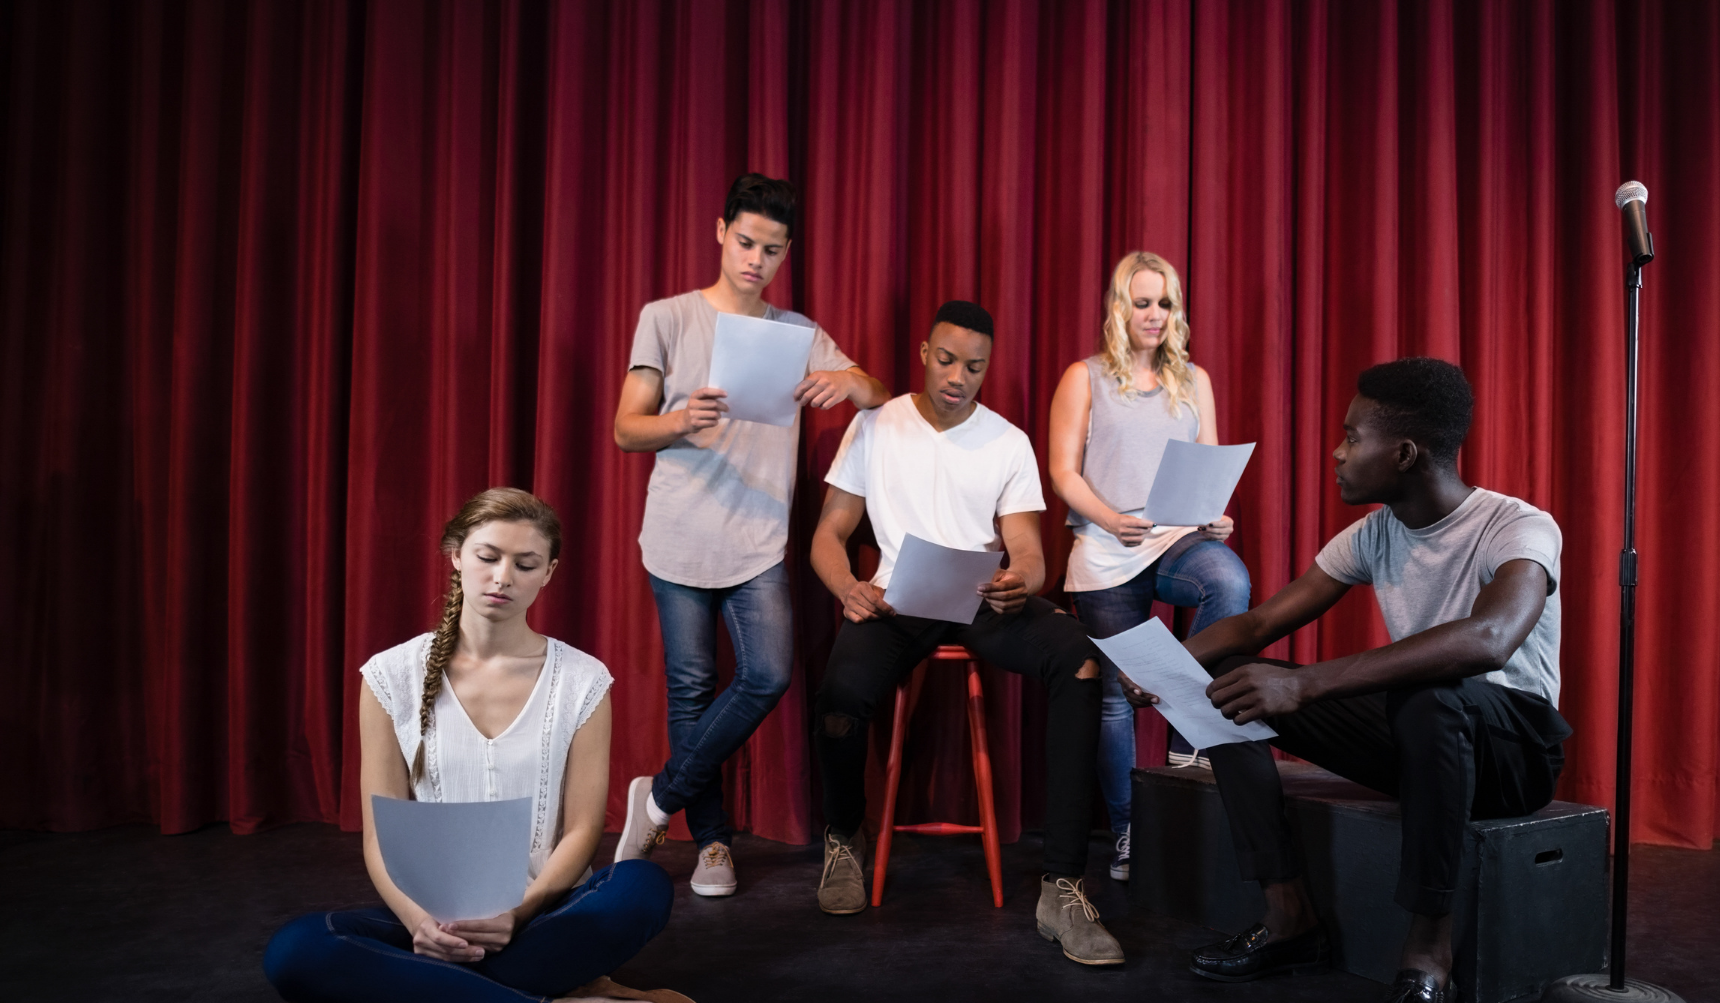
[821,712,862,739]
[1076,658,1101,681]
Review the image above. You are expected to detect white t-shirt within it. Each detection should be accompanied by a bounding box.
[361,634,613,880]
[824,395,1045,589]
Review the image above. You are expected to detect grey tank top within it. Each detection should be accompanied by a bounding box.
[1070,355,1200,526]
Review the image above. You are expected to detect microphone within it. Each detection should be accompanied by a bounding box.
[1614,181,1654,268]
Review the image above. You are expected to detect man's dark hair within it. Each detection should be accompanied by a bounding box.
[1355,356,1474,467]
[931,300,995,339]
[723,173,796,238]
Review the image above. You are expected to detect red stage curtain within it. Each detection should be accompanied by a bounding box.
[3,0,1716,849]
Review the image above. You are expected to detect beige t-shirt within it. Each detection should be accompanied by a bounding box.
[629,291,856,588]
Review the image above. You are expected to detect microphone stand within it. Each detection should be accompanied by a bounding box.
[1542,232,1681,1003]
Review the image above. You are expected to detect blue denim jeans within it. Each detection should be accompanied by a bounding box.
[646,561,794,847]
[1069,535,1251,832]
[263,861,673,1003]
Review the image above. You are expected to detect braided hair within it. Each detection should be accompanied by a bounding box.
[410,487,563,785]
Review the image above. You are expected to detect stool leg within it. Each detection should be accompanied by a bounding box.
[966,661,1004,908]
[872,681,910,908]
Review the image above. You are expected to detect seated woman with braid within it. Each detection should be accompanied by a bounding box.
[265,488,688,1003]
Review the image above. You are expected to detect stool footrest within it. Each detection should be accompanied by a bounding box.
[892,822,983,835]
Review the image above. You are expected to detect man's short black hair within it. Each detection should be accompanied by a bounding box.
[931,300,994,339]
[723,173,795,238]
[1355,357,1474,467]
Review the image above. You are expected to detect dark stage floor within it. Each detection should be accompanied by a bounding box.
[2,824,1712,1003]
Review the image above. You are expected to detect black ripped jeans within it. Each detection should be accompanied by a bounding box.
[1204,655,1572,916]
[814,596,1103,878]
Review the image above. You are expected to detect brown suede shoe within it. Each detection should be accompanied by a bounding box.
[1036,875,1125,965]
[559,975,695,1002]
[817,827,868,915]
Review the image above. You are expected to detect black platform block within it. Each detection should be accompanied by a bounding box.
[1129,762,1609,1003]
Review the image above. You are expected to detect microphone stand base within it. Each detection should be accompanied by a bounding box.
[1541,974,1686,1002]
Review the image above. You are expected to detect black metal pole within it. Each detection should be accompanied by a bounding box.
[1610,262,1642,992]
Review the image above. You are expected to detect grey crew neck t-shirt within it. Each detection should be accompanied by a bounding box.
[629,290,856,589]
[1315,488,1564,705]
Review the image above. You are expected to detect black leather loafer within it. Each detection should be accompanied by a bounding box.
[1188,923,1329,982]
[1381,968,1449,1002]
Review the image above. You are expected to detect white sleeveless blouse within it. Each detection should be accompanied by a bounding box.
[360,633,613,880]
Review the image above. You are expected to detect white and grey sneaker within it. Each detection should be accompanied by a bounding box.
[689,840,738,897]
[1109,825,1131,881]
[613,776,668,864]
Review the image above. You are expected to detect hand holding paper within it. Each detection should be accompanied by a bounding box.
[881,534,1005,623]
[1142,439,1256,527]
[372,795,531,923]
[708,313,816,426]
[1090,617,1276,749]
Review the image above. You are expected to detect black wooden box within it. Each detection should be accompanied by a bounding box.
[1129,762,1608,1003]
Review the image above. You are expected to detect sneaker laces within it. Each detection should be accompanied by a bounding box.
[700,842,731,869]
[1055,877,1099,923]
[638,823,667,854]
[820,834,859,888]
[1115,827,1131,859]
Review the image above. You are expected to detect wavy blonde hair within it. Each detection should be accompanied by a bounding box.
[1099,251,1195,415]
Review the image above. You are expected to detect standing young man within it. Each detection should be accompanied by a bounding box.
[1121,358,1568,1003]
[612,173,889,897]
[808,301,1124,966]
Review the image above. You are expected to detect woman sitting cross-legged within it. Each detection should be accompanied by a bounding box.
[265,488,688,1003]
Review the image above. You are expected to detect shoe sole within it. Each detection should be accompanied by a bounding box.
[1109,865,1129,881]
[690,882,737,897]
[1187,960,1328,983]
[614,777,656,864]
[1038,924,1125,966]
[820,900,867,915]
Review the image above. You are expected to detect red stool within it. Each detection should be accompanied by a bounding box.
[871,645,1004,908]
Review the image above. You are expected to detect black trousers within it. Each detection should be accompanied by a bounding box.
[1204,655,1571,916]
[815,596,1103,877]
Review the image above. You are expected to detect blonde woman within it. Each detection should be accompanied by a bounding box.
[264,489,686,1003]
[1047,252,1251,882]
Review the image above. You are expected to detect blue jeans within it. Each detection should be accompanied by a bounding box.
[263,861,673,1003]
[646,561,794,847]
[1069,535,1251,833]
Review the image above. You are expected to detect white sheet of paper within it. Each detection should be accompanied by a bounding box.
[372,795,531,922]
[707,313,816,426]
[1091,617,1276,749]
[881,534,1005,624]
[1142,439,1257,526]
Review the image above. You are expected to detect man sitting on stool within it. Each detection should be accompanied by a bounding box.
[1121,358,1569,1003]
[809,300,1123,966]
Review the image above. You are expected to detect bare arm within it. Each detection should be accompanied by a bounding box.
[795,366,891,411]
[613,367,728,453]
[1191,365,1235,541]
[811,486,896,622]
[1048,363,1156,548]
[975,511,1046,615]
[1207,560,1551,725]
[358,686,485,962]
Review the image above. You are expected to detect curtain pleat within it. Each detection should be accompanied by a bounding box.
[2,0,1715,848]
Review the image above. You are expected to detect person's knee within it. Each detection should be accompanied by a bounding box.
[1075,657,1101,681]
[819,711,864,740]
[1390,685,1467,754]
[263,913,331,995]
[608,859,675,932]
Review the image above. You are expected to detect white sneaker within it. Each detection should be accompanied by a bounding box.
[1109,825,1131,881]
[689,841,737,897]
[614,776,668,864]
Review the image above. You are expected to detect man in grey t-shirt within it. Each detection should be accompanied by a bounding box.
[610,174,888,897]
[1121,358,1570,1003]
